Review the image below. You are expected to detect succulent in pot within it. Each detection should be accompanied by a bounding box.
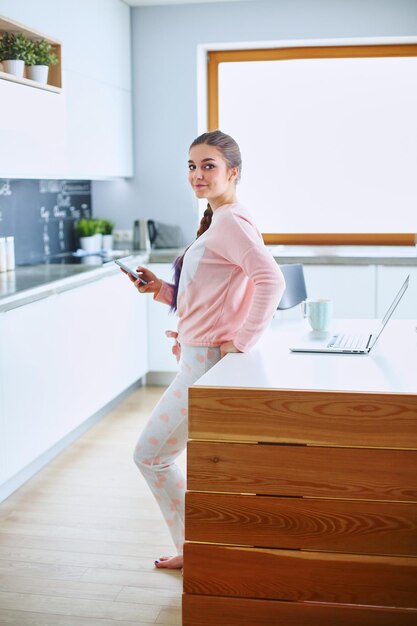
[75,218,98,238]
[96,219,115,251]
[25,38,58,84]
[75,218,102,252]
[0,32,30,77]
[95,219,115,236]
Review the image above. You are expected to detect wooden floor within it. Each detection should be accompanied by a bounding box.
[0,385,183,626]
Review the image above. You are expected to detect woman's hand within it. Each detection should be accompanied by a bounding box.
[220,341,242,358]
[120,265,162,295]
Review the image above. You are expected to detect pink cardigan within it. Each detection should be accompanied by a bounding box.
[154,203,285,352]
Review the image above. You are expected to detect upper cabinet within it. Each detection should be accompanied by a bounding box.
[0,0,133,180]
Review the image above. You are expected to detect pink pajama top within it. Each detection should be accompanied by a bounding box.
[154,202,285,352]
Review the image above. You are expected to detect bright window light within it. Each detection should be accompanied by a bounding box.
[219,56,417,234]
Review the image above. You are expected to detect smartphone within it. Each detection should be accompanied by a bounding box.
[114,259,148,284]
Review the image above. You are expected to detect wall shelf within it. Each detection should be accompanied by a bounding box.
[0,15,62,93]
[0,69,61,93]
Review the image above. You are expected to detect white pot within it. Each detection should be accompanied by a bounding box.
[2,59,25,77]
[27,64,49,84]
[79,234,102,253]
[102,234,113,250]
[95,233,103,250]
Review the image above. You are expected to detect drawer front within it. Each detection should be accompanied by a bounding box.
[183,543,417,608]
[185,492,417,556]
[189,387,417,448]
[187,441,417,501]
[183,595,417,626]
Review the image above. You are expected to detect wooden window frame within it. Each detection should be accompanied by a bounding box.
[207,44,417,246]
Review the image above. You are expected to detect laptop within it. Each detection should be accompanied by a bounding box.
[290,275,409,354]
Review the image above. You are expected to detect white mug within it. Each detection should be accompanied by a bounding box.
[302,299,333,332]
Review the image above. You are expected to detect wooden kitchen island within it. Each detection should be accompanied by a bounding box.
[183,318,417,626]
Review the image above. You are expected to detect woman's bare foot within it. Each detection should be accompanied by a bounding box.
[154,555,183,569]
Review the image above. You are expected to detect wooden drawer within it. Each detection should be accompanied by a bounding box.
[183,595,417,626]
[187,441,417,501]
[183,543,417,608]
[189,387,417,448]
[185,384,417,626]
[186,492,417,556]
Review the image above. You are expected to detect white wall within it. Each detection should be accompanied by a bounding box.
[92,0,417,242]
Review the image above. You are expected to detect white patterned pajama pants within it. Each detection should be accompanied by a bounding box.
[133,345,221,554]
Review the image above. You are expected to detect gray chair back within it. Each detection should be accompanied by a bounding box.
[277,264,307,310]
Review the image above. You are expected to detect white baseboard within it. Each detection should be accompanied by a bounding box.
[145,371,176,386]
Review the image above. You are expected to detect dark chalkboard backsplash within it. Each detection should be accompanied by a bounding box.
[0,179,92,265]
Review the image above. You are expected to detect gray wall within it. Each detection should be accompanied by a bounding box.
[92,0,417,244]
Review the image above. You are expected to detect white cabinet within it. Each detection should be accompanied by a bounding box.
[277,264,377,320]
[0,80,67,179]
[376,266,417,319]
[0,271,147,486]
[304,265,377,318]
[0,71,133,179]
[1,294,63,481]
[64,71,133,179]
[0,317,6,485]
[146,263,179,374]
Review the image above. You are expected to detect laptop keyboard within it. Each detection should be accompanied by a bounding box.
[328,334,367,350]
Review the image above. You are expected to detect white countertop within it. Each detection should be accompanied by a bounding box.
[195,318,417,395]
[0,254,148,312]
[2,244,417,311]
[268,245,417,265]
[151,244,417,265]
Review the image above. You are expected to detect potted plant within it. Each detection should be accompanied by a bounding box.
[96,218,115,251]
[75,218,102,253]
[0,32,30,78]
[25,38,58,84]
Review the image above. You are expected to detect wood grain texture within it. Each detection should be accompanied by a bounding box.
[262,233,417,245]
[187,441,417,501]
[208,44,417,65]
[207,52,219,130]
[183,595,417,626]
[0,611,146,626]
[0,386,183,626]
[185,493,417,556]
[183,543,417,608]
[189,387,417,448]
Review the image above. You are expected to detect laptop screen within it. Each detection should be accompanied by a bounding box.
[369,275,409,348]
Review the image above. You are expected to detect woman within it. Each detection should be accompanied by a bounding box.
[124,130,285,570]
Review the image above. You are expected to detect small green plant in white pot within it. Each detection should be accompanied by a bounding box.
[75,218,102,253]
[0,32,30,77]
[25,39,58,84]
[96,218,115,251]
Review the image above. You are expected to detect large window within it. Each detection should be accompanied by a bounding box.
[208,45,417,245]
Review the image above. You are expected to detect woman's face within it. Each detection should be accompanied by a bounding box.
[188,144,238,206]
